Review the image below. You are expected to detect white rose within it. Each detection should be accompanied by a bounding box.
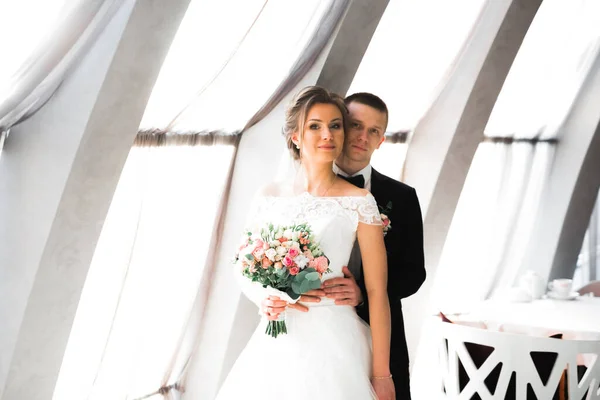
[265,248,277,261]
[276,246,287,256]
[282,241,293,248]
[274,255,282,261]
[283,229,293,239]
[269,240,280,247]
[275,230,283,239]
[294,254,309,269]
[292,231,299,241]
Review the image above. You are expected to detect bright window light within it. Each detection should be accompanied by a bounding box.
[54,144,236,400]
[348,0,487,132]
[141,0,328,132]
[0,1,70,96]
[370,142,408,181]
[486,0,600,138]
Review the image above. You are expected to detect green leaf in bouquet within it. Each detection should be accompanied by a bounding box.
[305,271,320,281]
[286,288,300,300]
[291,281,302,294]
[299,279,310,293]
[244,254,254,261]
[276,267,289,278]
[294,270,307,280]
[298,267,316,276]
[308,279,321,290]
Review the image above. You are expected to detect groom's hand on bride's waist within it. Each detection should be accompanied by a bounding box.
[322,266,363,307]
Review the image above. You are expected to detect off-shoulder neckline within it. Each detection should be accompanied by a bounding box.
[263,192,375,200]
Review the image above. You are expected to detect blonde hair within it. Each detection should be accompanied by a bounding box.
[283,86,348,160]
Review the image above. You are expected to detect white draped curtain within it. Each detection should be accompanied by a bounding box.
[432,0,600,312]
[370,133,409,180]
[55,1,349,399]
[0,0,125,132]
[347,0,487,180]
[140,0,343,133]
[574,190,600,288]
[53,134,237,400]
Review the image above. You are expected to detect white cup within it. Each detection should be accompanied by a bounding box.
[548,279,573,297]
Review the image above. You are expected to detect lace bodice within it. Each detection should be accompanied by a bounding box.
[238,192,382,309]
[252,192,382,227]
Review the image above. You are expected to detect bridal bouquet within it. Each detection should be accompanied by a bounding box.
[234,222,331,337]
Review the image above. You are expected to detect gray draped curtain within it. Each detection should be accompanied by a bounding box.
[53,1,350,398]
[139,2,351,398]
[0,0,125,133]
[241,0,351,132]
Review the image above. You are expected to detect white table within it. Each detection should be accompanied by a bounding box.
[458,296,600,338]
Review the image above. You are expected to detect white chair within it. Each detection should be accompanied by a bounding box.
[437,321,600,399]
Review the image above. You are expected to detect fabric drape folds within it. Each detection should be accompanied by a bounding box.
[0,0,125,131]
[432,0,600,311]
[54,131,238,400]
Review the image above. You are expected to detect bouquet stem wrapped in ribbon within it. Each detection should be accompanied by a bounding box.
[234,222,331,338]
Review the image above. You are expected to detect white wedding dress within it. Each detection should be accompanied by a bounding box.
[215,192,382,400]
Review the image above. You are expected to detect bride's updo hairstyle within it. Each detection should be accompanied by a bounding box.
[283,86,349,160]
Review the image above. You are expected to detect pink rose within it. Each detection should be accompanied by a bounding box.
[287,248,299,258]
[282,255,294,267]
[252,247,265,261]
[383,218,390,227]
[274,261,283,270]
[252,240,265,260]
[261,257,272,269]
[289,266,300,275]
[314,256,329,273]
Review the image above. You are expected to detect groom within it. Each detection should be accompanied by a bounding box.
[263,93,425,398]
[326,92,425,399]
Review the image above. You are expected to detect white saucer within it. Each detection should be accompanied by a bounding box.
[546,291,579,301]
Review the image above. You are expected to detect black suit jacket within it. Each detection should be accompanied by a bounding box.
[356,168,426,398]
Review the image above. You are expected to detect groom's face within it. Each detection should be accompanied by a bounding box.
[343,102,386,164]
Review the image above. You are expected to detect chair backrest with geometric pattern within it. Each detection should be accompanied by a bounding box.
[438,321,600,400]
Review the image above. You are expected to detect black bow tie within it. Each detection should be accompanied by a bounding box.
[338,174,365,188]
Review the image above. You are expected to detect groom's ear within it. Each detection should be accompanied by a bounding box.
[376,135,386,149]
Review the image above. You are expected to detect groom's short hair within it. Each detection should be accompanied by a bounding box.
[344,92,389,128]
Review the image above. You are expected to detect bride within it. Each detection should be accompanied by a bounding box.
[215,86,394,400]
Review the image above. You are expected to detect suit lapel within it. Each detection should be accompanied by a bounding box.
[370,168,394,247]
[370,168,388,207]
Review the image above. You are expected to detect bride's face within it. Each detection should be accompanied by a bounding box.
[295,103,344,164]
